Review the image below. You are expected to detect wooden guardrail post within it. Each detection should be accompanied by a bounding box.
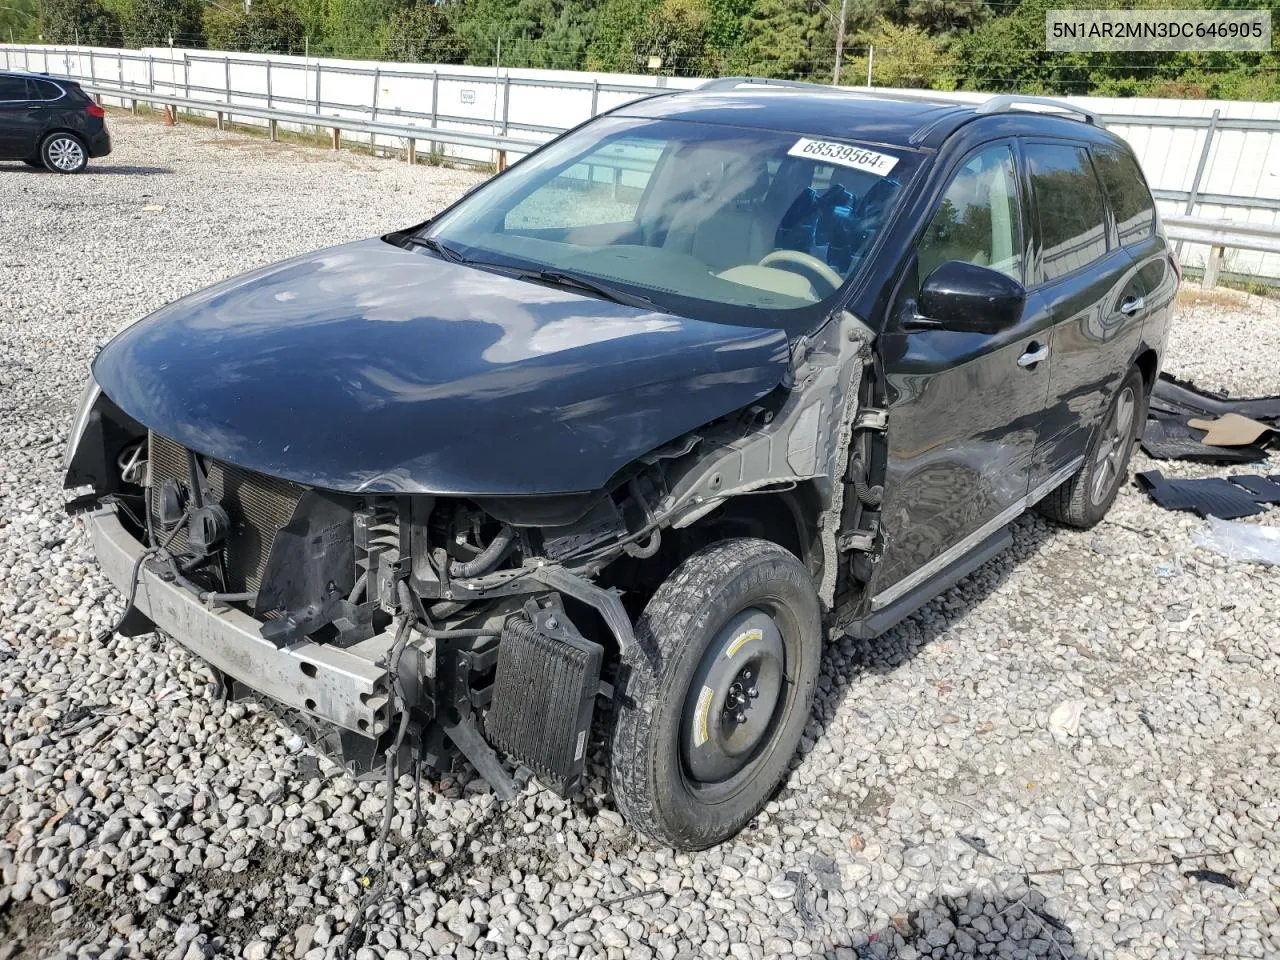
[1202,245,1223,290]
[269,118,278,141]
[216,111,224,131]
[406,138,416,166]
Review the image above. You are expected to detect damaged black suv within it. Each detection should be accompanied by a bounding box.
[65,79,1176,849]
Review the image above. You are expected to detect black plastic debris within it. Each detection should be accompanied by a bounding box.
[1140,417,1269,464]
[1183,869,1238,890]
[1227,474,1280,504]
[1136,471,1268,520]
[1151,372,1280,426]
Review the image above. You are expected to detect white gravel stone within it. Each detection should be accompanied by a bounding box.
[0,113,1277,960]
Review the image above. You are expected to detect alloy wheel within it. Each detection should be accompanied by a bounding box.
[46,137,85,172]
[1090,385,1136,505]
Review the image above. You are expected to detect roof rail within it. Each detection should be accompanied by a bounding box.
[698,77,830,92]
[975,94,1098,125]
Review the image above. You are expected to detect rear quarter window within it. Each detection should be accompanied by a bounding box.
[1025,142,1109,282]
[29,79,64,101]
[1092,146,1156,246]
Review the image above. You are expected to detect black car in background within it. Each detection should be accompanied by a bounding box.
[65,80,1177,849]
[0,71,111,173]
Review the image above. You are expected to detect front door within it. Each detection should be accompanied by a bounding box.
[871,141,1052,605]
[0,75,36,159]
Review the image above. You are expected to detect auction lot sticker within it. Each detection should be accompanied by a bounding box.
[787,139,899,176]
[1047,9,1271,52]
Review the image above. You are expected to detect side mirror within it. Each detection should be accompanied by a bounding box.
[911,260,1026,335]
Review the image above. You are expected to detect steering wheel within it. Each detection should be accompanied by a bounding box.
[757,250,844,294]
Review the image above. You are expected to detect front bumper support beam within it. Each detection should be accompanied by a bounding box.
[86,508,394,737]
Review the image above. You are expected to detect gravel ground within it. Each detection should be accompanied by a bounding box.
[1,115,1278,960]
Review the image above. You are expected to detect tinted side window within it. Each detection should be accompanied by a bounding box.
[29,79,64,101]
[1093,146,1156,246]
[0,76,29,101]
[917,144,1022,285]
[1026,143,1109,282]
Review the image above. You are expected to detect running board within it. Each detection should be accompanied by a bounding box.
[843,526,1013,640]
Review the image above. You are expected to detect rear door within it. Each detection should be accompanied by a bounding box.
[1092,144,1177,357]
[871,140,1053,602]
[1022,140,1146,493]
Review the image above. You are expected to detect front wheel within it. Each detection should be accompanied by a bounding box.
[609,538,821,849]
[41,133,88,174]
[1036,366,1145,528]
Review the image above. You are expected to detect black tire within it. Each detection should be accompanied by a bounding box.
[22,158,43,169]
[1036,366,1145,529]
[609,538,821,849]
[41,132,88,174]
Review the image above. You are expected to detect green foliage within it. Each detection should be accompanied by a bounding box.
[1,0,40,42]
[739,0,828,78]
[625,0,711,74]
[28,0,1280,98]
[120,0,203,46]
[382,0,465,61]
[38,0,120,44]
[203,0,306,53]
[845,19,955,88]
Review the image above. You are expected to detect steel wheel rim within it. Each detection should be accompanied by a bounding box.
[1090,385,1136,505]
[681,606,788,798]
[47,137,84,171]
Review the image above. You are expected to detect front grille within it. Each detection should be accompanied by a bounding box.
[148,433,304,600]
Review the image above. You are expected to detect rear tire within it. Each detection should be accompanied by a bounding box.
[41,133,88,174]
[1036,367,1145,529]
[609,538,821,849]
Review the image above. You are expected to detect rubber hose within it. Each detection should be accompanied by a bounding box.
[850,459,883,507]
[449,525,515,578]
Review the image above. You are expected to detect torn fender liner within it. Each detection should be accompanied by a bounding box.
[1150,372,1280,427]
[1140,417,1269,464]
[1136,471,1268,520]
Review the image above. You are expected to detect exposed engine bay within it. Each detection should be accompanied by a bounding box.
[64,310,888,799]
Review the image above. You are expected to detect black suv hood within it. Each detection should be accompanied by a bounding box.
[93,239,791,496]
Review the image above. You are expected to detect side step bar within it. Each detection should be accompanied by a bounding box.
[844,526,1014,640]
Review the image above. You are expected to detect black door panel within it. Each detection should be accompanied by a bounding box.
[871,139,1047,599]
[1030,247,1143,488]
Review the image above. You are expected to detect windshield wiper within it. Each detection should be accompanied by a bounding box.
[406,235,468,264]
[522,269,660,311]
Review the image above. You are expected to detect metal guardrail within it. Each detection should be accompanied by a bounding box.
[81,81,546,168]
[1164,215,1280,288]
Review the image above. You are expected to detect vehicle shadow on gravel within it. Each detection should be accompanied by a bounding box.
[0,164,174,176]
[808,514,1057,751]
[835,886,1086,959]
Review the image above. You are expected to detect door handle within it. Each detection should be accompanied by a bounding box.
[1119,295,1145,316]
[1018,343,1049,368]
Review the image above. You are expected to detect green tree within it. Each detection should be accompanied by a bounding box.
[38,0,121,43]
[121,0,203,46]
[902,0,988,34]
[1,0,40,42]
[203,0,306,53]
[382,0,465,61]
[739,0,828,77]
[625,0,711,74]
[846,19,955,88]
